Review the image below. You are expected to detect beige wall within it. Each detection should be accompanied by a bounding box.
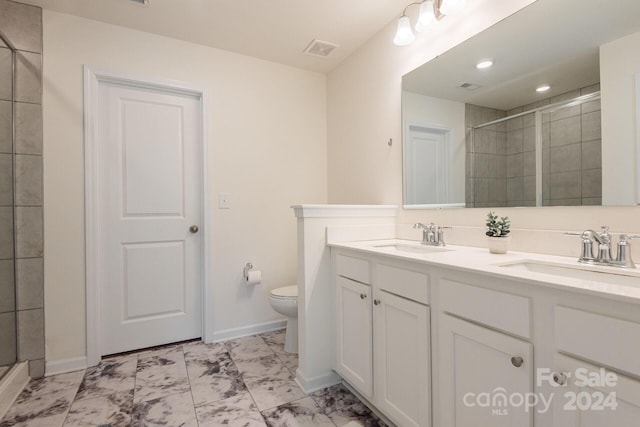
[327,0,640,236]
[601,31,640,205]
[42,11,327,364]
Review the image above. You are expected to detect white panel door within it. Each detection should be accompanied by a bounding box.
[98,81,202,355]
[374,290,430,427]
[405,124,451,205]
[334,276,373,397]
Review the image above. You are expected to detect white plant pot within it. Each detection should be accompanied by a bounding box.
[487,236,511,254]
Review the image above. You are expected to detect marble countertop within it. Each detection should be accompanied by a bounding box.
[329,239,640,304]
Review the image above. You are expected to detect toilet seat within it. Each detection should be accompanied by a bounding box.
[270,285,297,299]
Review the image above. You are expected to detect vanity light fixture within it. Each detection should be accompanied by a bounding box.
[439,0,467,15]
[536,84,551,93]
[393,0,464,47]
[476,60,493,69]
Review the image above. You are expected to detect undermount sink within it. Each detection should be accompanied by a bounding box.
[498,260,640,287]
[372,243,452,254]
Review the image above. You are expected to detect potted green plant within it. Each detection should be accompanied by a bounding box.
[485,211,511,254]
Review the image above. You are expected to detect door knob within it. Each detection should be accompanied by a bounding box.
[553,372,568,386]
[360,293,367,300]
[373,299,381,306]
[511,356,524,368]
[189,225,199,234]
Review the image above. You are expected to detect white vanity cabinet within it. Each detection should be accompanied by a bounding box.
[333,251,431,427]
[330,243,640,427]
[334,275,373,397]
[553,354,640,426]
[437,276,534,426]
[438,314,533,427]
[373,289,430,427]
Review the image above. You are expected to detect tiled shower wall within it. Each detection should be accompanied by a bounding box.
[0,0,45,378]
[466,84,601,208]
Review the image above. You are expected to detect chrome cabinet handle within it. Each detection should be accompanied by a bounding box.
[511,356,524,368]
[373,299,381,306]
[553,372,568,386]
[189,225,199,234]
[360,293,366,300]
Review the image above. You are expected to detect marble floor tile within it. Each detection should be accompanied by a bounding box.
[136,342,183,359]
[260,329,286,351]
[134,346,190,404]
[16,370,84,403]
[275,351,299,373]
[196,392,266,427]
[262,397,335,427]
[186,351,247,407]
[182,340,228,358]
[75,354,137,401]
[131,391,197,427]
[0,387,77,427]
[226,335,276,362]
[239,357,306,412]
[63,390,133,427]
[311,384,387,427]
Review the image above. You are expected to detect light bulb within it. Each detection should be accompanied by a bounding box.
[440,0,466,15]
[476,60,493,69]
[536,84,551,93]
[393,15,415,46]
[415,0,436,32]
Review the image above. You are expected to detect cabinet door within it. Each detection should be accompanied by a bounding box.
[439,314,533,427]
[334,276,373,397]
[553,354,640,426]
[374,291,430,427]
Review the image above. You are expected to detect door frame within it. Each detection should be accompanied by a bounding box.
[83,66,213,367]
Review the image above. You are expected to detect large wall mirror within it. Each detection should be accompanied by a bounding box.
[402,0,640,209]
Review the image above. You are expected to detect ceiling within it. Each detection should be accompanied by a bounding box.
[402,0,640,110]
[17,0,403,73]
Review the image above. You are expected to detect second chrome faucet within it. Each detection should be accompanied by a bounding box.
[565,226,639,268]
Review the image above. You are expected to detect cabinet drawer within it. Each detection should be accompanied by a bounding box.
[336,254,371,285]
[555,306,640,377]
[377,263,429,304]
[440,278,531,339]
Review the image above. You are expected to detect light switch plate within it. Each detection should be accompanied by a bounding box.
[219,193,231,209]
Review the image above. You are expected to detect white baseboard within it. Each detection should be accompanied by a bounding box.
[211,319,287,343]
[0,362,29,420]
[45,357,88,377]
[295,368,341,394]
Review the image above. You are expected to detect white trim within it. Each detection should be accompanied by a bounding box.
[636,73,640,204]
[402,203,465,210]
[294,369,341,394]
[212,319,287,343]
[45,357,88,377]
[0,362,29,420]
[83,66,212,366]
[291,205,398,218]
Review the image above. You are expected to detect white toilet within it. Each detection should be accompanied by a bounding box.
[269,285,298,354]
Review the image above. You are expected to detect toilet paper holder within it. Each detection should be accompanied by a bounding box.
[243,262,254,281]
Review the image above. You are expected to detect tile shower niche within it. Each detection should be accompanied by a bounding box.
[466,85,601,208]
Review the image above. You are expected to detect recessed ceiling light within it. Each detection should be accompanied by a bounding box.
[536,84,551,93]
[476,60,493,69]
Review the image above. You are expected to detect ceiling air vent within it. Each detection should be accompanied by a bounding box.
[303,40,339,58]
[459,82,482,91]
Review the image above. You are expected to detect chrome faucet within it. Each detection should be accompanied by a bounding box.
[565,226,639,268]
[414,222,451,246]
